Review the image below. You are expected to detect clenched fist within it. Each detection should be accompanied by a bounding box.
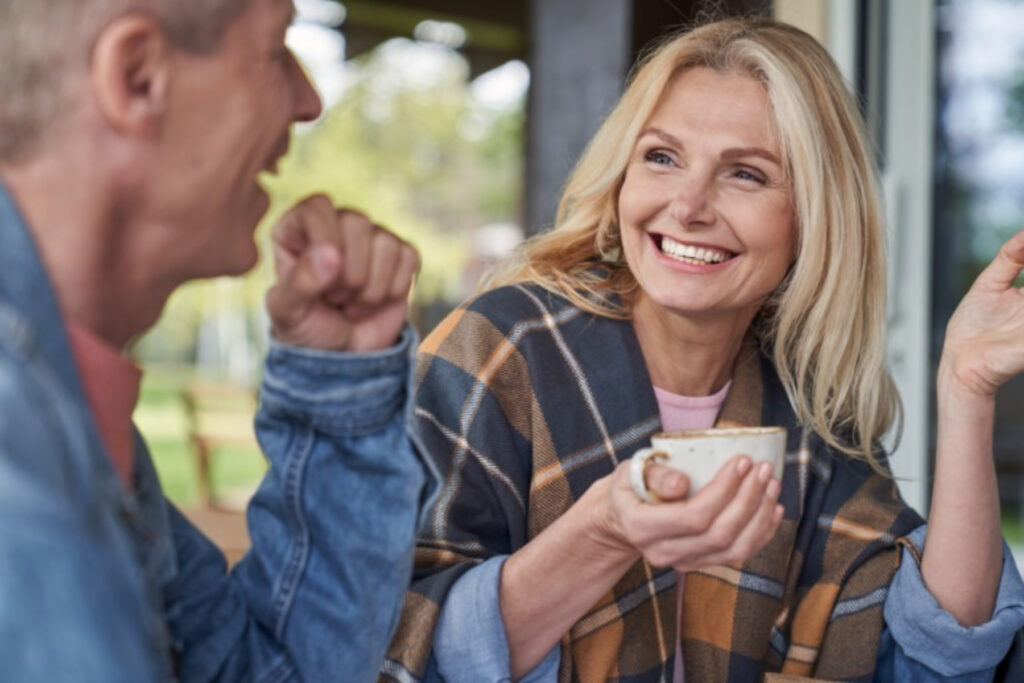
[265,195,420,352]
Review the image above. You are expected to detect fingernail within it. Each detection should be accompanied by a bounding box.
[736,457,751,476]
[758,462,772,482]
[311,245,336,282]
[774,504,784,520]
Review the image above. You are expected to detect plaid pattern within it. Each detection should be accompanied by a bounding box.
[382,284,924,682]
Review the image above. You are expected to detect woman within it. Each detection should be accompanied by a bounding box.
[383,18,1024,682]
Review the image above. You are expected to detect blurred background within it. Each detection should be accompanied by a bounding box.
[130,0,1024,563]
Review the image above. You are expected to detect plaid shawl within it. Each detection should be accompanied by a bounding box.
[383,283,924,682]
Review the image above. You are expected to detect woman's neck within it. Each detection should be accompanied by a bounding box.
[631,294,758,396]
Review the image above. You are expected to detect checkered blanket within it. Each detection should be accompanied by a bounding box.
[382,283,923,682]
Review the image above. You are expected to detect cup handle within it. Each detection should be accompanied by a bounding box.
[629,448,669,503]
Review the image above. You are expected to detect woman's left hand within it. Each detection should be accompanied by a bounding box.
[939,228,1024,399]
[922,230,1024,627]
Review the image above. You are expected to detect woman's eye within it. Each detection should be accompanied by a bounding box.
[733,168,766,184]
[643,150,675,166]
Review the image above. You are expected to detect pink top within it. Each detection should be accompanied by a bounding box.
[67,322,142,489]
[652,380,731,683]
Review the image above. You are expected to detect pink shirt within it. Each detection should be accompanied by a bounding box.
[67,323,142,489]
[653,380,731,683]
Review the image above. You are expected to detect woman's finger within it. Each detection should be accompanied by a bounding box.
[646,462,772,565]
[624,456,752,540]
[972,228,1024,293]
[700,478,784,567]
[644,463,690,502]
[695,462,774,554]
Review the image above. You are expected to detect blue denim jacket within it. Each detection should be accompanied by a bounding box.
[0,183,434,682]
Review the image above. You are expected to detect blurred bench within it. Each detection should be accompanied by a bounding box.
[180,380,259,510]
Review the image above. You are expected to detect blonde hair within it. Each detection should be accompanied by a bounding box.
[488,19,898,470]
[0,0,251,162]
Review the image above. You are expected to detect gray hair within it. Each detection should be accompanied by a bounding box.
[0,0,252,162]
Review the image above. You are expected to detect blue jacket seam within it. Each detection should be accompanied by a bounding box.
[270,426,314,638]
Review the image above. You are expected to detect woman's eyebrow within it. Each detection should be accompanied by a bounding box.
[721,147,781,165]
[637,127,684,148]
[638,127,780,166]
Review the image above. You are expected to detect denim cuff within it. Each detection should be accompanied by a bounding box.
[884,524,1024,676]
[259,325,416,437]
[434,555,561,682]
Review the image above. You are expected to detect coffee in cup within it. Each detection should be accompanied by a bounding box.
[629,426,786,501]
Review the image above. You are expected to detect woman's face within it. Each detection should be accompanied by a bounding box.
[618,67,795,324]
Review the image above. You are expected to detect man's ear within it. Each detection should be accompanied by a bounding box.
[90,15,172,138]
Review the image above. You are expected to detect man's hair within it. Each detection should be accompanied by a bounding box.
[0,0,251,162]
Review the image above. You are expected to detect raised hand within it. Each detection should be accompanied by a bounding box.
[265,195,420,352]
[940,228,1024,397]
[921,228,1024,627]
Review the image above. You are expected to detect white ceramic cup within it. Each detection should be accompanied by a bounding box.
[629,427,787,502]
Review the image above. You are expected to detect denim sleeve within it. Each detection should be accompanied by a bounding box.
[433,555,561,683]
[876,524,1024,681]
[164,326,436,683]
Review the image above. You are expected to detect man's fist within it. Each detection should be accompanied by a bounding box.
[265,195,420,352]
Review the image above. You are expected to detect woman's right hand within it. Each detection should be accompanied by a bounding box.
[586,456,784,573]
[502,454,784,678]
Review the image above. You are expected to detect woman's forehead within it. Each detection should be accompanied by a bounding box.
[644,68,781,156]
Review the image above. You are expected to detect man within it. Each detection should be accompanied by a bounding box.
[0,0,431,680]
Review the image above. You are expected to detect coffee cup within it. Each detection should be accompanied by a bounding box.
[629,427,786,502]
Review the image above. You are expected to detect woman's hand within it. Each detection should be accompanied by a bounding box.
[939,228,1024,398]
[501,454,784,677]
[922,229,1024,626]
[587,456,784,573]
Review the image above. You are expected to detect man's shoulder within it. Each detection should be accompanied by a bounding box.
[0,329,82,501]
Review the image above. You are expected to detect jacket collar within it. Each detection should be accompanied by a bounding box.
[0,180,102,450]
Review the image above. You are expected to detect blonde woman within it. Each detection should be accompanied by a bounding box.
[383,19,1024,682]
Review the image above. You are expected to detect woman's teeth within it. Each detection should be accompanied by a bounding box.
[659,235,731,265]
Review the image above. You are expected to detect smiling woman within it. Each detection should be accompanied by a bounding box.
[488,20,891,472]
[384,16,1024,683]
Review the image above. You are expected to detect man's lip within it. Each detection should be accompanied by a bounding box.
[265,139,292,173]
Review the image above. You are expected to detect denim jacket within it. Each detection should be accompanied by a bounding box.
[0,183,434,682]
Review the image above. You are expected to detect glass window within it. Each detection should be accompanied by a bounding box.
[934,0,1024,544]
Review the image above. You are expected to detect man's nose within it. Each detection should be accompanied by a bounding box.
[290,51,323,123]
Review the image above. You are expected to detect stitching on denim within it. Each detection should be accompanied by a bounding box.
[270,426,314,638]
[254,653,297,683]
[263,370,400,405]
[0,300,33,354]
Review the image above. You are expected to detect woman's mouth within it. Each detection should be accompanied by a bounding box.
[655,234,736,266]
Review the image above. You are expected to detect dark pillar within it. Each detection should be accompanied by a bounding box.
[525,0,632,234]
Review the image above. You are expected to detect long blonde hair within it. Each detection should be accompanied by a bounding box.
[487,19,898,470]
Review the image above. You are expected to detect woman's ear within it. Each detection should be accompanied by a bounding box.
[90,14,171,139]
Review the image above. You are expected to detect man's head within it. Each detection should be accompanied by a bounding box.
[0,0,322,284]
[0,0,251,162]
